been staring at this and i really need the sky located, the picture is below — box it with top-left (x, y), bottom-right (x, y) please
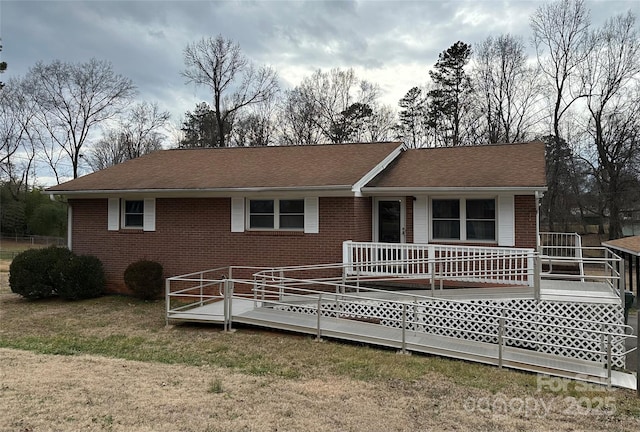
top-left (1, 0), bottom-right (640, 182)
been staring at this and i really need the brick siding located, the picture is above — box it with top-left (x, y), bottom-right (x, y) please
top-left (514, 195), bottom-right (537, 249)
top-left (70, 197), bottom-right (373, 293)
top-left (70, 194), bottom-right (537, 293)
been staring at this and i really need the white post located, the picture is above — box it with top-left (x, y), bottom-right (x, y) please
top-left (607, 334), bottom-right (612, 389)
top-left (165, 278), bottom-right (171, 326)
top-left (498, 315), bottom-right (505, 368)
top-left (199, 272), bottom-right (204, 308)
top-left (401, 303), bottom-right (407, 354)
top-left (534, 253), bottom-right (541, 301)
top-left (316, 294), bottom-right (323, 341)
top-left (343, 240), bottom-right (352, 275)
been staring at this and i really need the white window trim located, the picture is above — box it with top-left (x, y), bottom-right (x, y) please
top-left (111, 198), bottom-right (156, 232)
top-left (121, 199), bottom-right (145, 229)
top-left (246, 198), bottom-right (305, 231)
top-left (430, 197), bottom-right (497, 243)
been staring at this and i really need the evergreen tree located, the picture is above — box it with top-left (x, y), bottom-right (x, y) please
top-left (426, 41), bottom-right (473, 147)
top-left (398, 87), bottom-right (425, 148)
top-left (179, 102), bottom-right (230, 148)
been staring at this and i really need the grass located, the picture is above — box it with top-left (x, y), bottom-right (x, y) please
top-left (208, 378), bottom-right (224, 394)
top-left (0, 291), bottom-right (532, 387)
top-left (1, 272), bottom-right (640, 428)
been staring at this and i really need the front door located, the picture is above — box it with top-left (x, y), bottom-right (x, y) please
top-left (376, 198), bottom-right (405, 243)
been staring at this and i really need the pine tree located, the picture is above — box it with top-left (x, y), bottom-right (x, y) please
top-left (426, 41), bottom-right (473, 147)
top-left (398, 87), bottom-right (425, 148)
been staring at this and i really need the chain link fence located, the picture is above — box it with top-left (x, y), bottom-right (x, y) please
top-left (0, 235), bottom-right (66, 260)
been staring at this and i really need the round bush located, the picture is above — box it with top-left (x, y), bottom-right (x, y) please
top-left (53, 254), bottom-right (106, 300)
top-left (124, 260), bottom-right (164, 300)
top-left (9, 247), bottom-right (74, 299)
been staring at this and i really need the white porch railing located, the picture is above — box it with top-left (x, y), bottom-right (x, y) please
top-left (342, 241), bottom-right (536, 287)
top-left (539, 232), bottom-right (585, 277)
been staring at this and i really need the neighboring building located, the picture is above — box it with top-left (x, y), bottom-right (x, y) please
top-left (45, 141), bottom-right (546, 293)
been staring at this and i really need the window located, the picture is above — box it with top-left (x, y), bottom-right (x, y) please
top-left (466, 199), bottom-right (495, 241)
top-left (248, 199), bottom-right (304, 230)
top-left (431, 198), bottom-right (495, 241)
top-left (432, 199), bottom-right (460, 240)
top-left (123, 200), bottom-right (144, 228)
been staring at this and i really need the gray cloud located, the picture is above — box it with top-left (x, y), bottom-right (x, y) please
top-left (2, 0), bottom-right (639, 129)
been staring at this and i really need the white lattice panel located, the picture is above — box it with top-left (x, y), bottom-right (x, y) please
top-left (274, 296), bottom-right (626, 368)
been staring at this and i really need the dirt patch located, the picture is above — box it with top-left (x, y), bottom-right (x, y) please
top-left (0, 348), bottom-right (638, 432)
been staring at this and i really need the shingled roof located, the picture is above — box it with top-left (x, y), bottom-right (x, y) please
top-left (46, 141), bottom-right (546, 195)
top-left (47, 142), bottom-right (403, 193)
top-left (364, 141), bottom-right (546, 191)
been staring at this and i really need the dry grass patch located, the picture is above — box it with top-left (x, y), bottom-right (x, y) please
top-left (1, 275), bottom-right (640, 431)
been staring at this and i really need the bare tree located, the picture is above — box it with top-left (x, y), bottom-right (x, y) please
top-left (278, 87), bottom-right (324, 146)
top-left (531, 0), bottom-right (592, 230)
top-left (472, 35), bottom-right (542, 144)
top-left (279, 68), bottom-right (385, 144)
top-left (230, 99), bottom-right (277, 147)
top-left (27, 58), bottom-right (136, 179)
top-left (531, 0), bottom-right (592, 140)
top-left (579, 12), bottom-right (640, 239)
top-left (0, 77), bottom-right (39, 194)
top-left (363, 103), bottom-right (397, 143)
top-left (88, 102), bottom-right (170, 171)
top-left (88, 129), bottom-right (129, 171)
top-left (182, 35), bottom-right (279, 147)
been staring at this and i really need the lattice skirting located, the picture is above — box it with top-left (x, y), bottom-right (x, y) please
top-left (275, 297), bottom-right (625, 368)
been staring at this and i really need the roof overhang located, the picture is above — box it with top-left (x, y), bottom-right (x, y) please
top-left (44, 185), bottom-right (357, 199)
top-left (360, 186), bottom-right (548, 196)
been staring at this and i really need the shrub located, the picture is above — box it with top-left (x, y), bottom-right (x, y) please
top-left (9, 247), bottom-right (74, 299)
top-left (53, 254), bottom-right (106, 300)
top-left (124, 260), bottom-right (164, 300)
top-left (9, 247), bottom-right (105, 301)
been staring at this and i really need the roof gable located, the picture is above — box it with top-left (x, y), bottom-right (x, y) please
top-left (47, 142), bottom-right (403, 193)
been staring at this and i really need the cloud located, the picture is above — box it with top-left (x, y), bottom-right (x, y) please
top-left (2, 0), bottom-right (639, 131)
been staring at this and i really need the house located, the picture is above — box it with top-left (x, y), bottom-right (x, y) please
top-left (45, 141), bottom-right (547, 293)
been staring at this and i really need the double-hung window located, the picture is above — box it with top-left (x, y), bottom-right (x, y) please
top-left (248, 199), bottom-right (304, 230)
top-left (431, 198), bottom-right (495, 241)
top-left (123, 200), bottom-right (144, 229)
top-left (466, 199), bottom-right (496, 241)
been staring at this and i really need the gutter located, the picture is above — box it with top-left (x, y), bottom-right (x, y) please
top-left (44, 185), bottom-right (357, 199)
top-left (360, 186), bottom-right (548, 195)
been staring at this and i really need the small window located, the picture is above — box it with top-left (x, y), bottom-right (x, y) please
top-left (123, 200), bottom-right (144, 228)
top-left (248, 199), bottom-right (304, 230)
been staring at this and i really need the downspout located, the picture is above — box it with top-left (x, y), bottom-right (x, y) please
top-left (534, 191), bottom-right (542, 301)
top-left (67, 203), bottom-right (72, 251)
top-left (50, 194), bottom-right (72, 250)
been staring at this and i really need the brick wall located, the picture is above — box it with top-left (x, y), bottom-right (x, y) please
top-left (70, 197), bottom-right (373, 293)
top-left (514, 195), bottom-right (537, 249)
top-left (69, 194), bottom-right (539, 293)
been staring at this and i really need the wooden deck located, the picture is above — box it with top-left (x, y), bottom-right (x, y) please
top-left (167, 283), bottom-right (635, 391)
